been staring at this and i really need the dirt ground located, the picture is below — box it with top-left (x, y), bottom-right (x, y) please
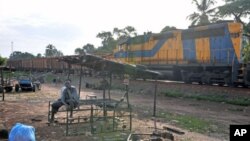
top-left (1, 77), bottom-right (250, 141)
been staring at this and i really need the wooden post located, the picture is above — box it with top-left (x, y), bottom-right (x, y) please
top-left (78, 65), bottom-right (83, 97)
top-left (123, 74), bottom-right (130, 108)
top-left (125, 84), bottom-right (129, 108)
top-left (1, 69), bottom-right (4, 101)
top-left (102, 77), bottom-right (107, 118)
top-left (67, 64), bottom-right (71, 80)
top-left (153, 78), bottom-right (157, 117)
top-left (90, 104), bottom-right (94, 133)
top-left (108, 73), bottom-right (112, 100)
top-left (153, 78), bottom-right (158, 131)
top-left (66, 109), bottom-right (69, 136)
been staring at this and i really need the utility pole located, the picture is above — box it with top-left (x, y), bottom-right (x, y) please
top-left (11, 41), bottom-right (13, 54)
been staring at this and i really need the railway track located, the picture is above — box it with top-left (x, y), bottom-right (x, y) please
top-left (133, 78), bottom-right (250, 95)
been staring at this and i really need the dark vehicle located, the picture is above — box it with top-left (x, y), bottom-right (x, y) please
top-left (17, 79), bottom-right (36, 92)
top-left (15, 77), bottom-right (41, 92)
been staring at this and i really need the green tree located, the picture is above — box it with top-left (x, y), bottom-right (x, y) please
top-left (97, 31), bottom-right (113, 46)
top-left (160, 26), bottom-right (177, 33)
top-left (216, 0), bottom-right (250, 41)
top-left (0, 55), bottom-right (6, 65)
top-left (75, 48), bottom-right (84, 55)
top-left (217, 0), bottom-right (250, 25)
top-left (9, 51), bottom-right (35, 60)
top-left (45, 44), bottom-right (56, 57)
top-left (75, 44), bottom-right (95, 55)
top-left (83, 44), bottom-right (95, 53)
top-left (45, 44), bottom-right (63, 57)
top-left (242, 43), bottom-right (250, 63)
top-left (123, 26), bottom-right (137, 37)
top-left (96, 31), bottom-right (116, 53)
top-left (113, 26), bottom-right (137, 40)
top-left (55, 50), bottom-right (63, 57)
top-left (113, 28), bottom-right (123, 39)
top-left (187, 0), bottom-right (216, 26)
top-left (96, 26), bottom-right (137, 54)
top-left (36, 53), bottom-right (42, 58)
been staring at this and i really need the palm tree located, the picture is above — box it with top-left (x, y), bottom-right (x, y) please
top-left (45, 44), bottom-right (63, 57)
top-left (45, 44), bottom-right (56, 57)
top-left (187, 0), bottom-right (216, 26)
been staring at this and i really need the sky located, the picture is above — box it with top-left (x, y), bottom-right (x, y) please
top-left (0, 0), bottom-right (224, 58)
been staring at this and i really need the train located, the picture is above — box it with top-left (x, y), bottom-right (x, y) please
top-left (113, 21), bottom-right (250, 86)
top-left (6, 21), bottom-right (250, 87)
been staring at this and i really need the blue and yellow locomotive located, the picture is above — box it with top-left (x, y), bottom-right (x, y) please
top-left (113, 22), bottom-right (250, 86)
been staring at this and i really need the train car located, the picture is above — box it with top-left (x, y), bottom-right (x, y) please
top-left (32, 58), bottom-right (47, 71)
top-left (7, 60), bottom-right (22, 69)
top-left (45, 57), bottom-right (67, 73)
top-left (6, 56), bottom-right (82, 74)
top-left (113, 22), bottom-right (250, 86)
top-left (21, 59), bottom-right (33, 71)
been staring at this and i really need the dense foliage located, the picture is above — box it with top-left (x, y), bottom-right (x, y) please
top-left (75, 43), bottom-right (95, 55)
top-left (9, 51), bottom-right (35, 60)
top-left (0, 55), bottom-right (7, 65)
top-left (45, 44), bottom-right (63, 57)
top-left (160, 26), bottom-right (177, 33)
top-left (242, 43), bottom-right (250, 63)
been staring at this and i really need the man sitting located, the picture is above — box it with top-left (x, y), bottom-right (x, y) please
top-left (50, 79), bottom-right (79, 122)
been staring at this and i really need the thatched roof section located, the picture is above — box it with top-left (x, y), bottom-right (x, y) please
top-left (59, 54), bottom-right (161, 78)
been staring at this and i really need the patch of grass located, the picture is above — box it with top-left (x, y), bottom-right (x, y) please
top-left (158, 112), bottom-right (212, 133)
top-left (175, 115), bottom-right (211, 133)
top-left (161, 90), bottom-right (184, 98)
top-left (161, 90), bottom-right (250, 106)
top-left (13, 71), bottom-right (30, 77)
top-left (226, 98), bottom-right (250, 106)
top-left (227, 107), bottom-right (244, 112)
top-left (189, 94), bottom-right (225, 102)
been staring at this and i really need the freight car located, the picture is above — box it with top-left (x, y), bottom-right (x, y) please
top-left (113, 22), bottom-right (250, 87)
top-left (7, 57), bottom-right (82, 74)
